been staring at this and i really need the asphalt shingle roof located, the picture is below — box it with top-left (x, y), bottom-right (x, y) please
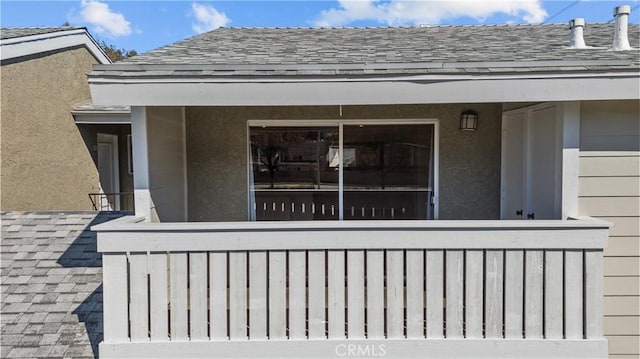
top-left (0, 27), bottom-right (84, 40)
top-left (1, 211), bottom-right (128, 359)
top-left (91, 24), bottom-right (640, 78)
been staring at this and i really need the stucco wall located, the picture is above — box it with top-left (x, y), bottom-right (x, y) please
top-left (578, 100), bottom-right (640, 357)
top-left (186, 104), bottom-right (502, 221)
top-left (1, 48), bottom-right (99, 210)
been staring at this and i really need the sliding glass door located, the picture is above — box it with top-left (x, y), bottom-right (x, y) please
top-left (249, 121), bottom-right (436, 221)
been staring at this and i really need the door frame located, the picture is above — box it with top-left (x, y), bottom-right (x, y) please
top-left (97, 133), bottom-right (121, 210)
top-left (246, 119), bottom-right (440, 220)
top-left (501, 102), bottom-right (577, 220)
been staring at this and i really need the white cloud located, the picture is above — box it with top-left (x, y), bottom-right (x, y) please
top-left (315, 0), bottom-right (548, 27)
top-left (191, 2), bottom-right (230, 34)
top-left (79, 0), bottom-right (131, 37)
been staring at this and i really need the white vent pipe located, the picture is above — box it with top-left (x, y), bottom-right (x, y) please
top-left (613, 5), bottom-right (631, 50)
top-left (569, 18), bottom-right (587, 48)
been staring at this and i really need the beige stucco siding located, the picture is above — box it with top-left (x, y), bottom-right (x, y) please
top-left (578, 100), bottom-right (640, 357)
top-left (186, 104), bottom-right (502, 221)
top-left (1, 48), bottom-right (99, 210)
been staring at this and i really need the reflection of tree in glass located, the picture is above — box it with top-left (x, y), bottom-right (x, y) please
top-left (252, 131), bottom-right (304, 188)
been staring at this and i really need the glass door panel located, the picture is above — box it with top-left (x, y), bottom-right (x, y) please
top-left (343, 124), bottom-right (434, 220)
top-left (250, 126), bottom-right (339, 220)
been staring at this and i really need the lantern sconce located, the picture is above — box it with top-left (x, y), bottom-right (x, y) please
top-left (460, 110), bottom-right (478, 131)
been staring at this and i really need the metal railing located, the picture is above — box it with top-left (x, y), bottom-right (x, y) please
top-left (88, 192), bottom-right (134, 211)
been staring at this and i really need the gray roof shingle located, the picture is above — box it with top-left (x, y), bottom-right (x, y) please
top-left (91, 24), bottom-right (640, 77)
top-left (0, 27), bottom-right (84, 40)
top-left (1, 211), bottom-right (129, 359)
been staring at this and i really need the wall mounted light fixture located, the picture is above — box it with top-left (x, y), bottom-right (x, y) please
top-left (460, 110), bottom-right (478, 131)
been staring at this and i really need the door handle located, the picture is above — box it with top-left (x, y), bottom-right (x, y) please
top-left (516, 210), bottom-right (523, 216)
top-left (527, 213), bottom-right (535, 220)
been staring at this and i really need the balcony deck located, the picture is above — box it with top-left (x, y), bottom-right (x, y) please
top-left (93, 217), bottom-right (610, 358)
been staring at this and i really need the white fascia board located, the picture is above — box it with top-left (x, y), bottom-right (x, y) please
top-left (73, 113), bottom-right (131, 124)
top-left (89, 75), bottom-right (640, 106)
top-left (1, 29), bottom-right (111, 64)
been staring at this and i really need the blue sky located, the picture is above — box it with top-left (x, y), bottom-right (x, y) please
top-left (2, 1), bottom-right (639, 53)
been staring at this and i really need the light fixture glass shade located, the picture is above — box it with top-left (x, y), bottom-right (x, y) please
top-left (460, 110), bottom-right (478, 131)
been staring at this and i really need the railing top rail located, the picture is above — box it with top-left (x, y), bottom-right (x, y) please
top-left (93, 216), bottom-right (610, 232)
top-left (95, 216), bottom-right (610, 252)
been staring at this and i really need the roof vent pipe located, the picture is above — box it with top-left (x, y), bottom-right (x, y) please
top-left (569, 18), bottom-right (587, 48)
top-left (613, 5), bottom-right (631, 50)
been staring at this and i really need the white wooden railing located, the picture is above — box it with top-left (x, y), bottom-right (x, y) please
top-left (94, 217), bottom-right (609, 358)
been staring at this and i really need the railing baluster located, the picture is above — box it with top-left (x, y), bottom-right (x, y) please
top-left (249, 251), bottom-right (267, 340)
top-left (229, 252), bottom-right (247, 340)
top-left (545, 250), bottom-right (564, 339)
top-left (328, 250), bottom-right (345, 339)
top-left (307, 250), bottom-right (325, 339)
top-left (347, 250), bottom-right (365, 339)
top-left (525, 250), bottom-right (544, 338)
top-left (406, 250), bottom-right (425, 339)
top-left (129, 252), bottom-right (149, 341)
top-left (102, 253), bottom-right (129, 342)
top-left (565, 250), bottom-right (584, 339)
top-left (149, 253), bottom-right (169, 341)
top-left (288, 251), bottom-right (306, 339)
top-left (426, 250), bottom-right (444, 338)
top-left (485, 250), bottom-right (504, 338)
top-left (386, 250), bottom-right (404, 339)
top-left (446, 250), bottom-right (464, 338)
top-left (584, 250), bottom-right (603, 339)
top-left (504, 250), bottom-right (524, 338)
top-left (209, 252), bottom-right (228, 340)
top-left (269, 251), bottom-right (287, 339)
top-left (189, 252), bottom-right (208, 340)
top-left (169, 253), bottom-right (188, 340)
top-left (466, 250), bottom-right (483, 338)
top-left (366, 250), bottom-right (385, 339)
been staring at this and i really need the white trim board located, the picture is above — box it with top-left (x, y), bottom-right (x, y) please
top-left (1, 28), bottom-right (110, 64)
top-left (89, 76), bottom-right (639, 106)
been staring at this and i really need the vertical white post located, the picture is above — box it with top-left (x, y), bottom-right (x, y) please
top-left (561, 102), bottom-right (580, 219)
top-left (131, 106), bottom-right (152, 221)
